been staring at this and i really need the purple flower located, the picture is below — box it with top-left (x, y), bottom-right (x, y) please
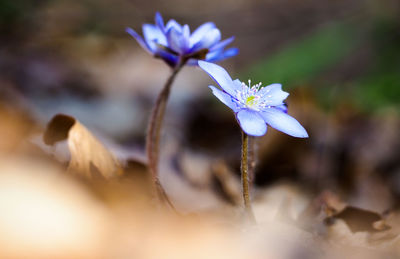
top-left (126, 12), bottom-right (238, 67)
top-left (198, 61), bottom-right (308, 138)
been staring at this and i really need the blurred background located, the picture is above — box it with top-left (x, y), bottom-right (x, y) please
top-left (0, 0), bottom-right (400, 258)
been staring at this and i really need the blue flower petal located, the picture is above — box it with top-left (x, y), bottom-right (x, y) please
top-left (260, 108), bottom-right (308, 138)
top-left (232, 79), bottom-right (242, 85)
top-left (166, 25), bottom-right (190, 54)
top-left (155, 12), bottom-right (165, 32)
top-left (185, 58), bottom-right (198, 66)
top-left (204, 49), bottom-right (223, 62)
top-left (258, 84), bottom-right (289, 106)
top-left (236, 109), bottom-right (267, 137)
top-left (209, 85), bottom-right (238, 112)
top-left (221, 48), bottom-right (239, 58)
top-left (209, 36), bottom-right (235, 52)
top-left (198, 61), bottom-right (239, 96)
top-left (127, 12), bottom-right (237, 66)
top-left (191, 28), bottom-right (221, 52)
top-left (143, 24), bottom-right (166, 51)
top-left (165, 19), bottom-right (182, 32)
top-left (190, 22), bottom-right (216, 46)
top-left (126, 27), bottom-right (151, 53)
top-left (166, 27), bottom-right (183, 53)
top-left (206, 47), bottom-right (239, 62)
top-left (230, 79), bottom-right (245, 93)
top-left (155, 49), bottom-right (179, 67)
top-left (181, 24), bottom-right (191, 53)
top-left (275, 103), bottom-right (288, 113)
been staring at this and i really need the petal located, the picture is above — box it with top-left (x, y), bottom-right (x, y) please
top-left (143, 24), bottom-right (167, 51)
top-left (165, 19), bottom-right (182, 32)
top-left (166, 27), bottom-right (183, 53)
top-left (155, 12), bottom-right (165, 32)
top-left (204, 49), bottom-right (222, 62)
top-left (191, 28), bottom-right (221, 52)
top-left (209, 85), bottom-right (238, 112)
top-left (206, 47), bottom-right (238, 62)
top-left (233, 79), bottom-right (241, 84)
top-left (236, 109), bottom-right (267, 137)
top-left (209, 36), bottom-right (235, 52)
top-left (154, 49), bottom-right (179, 67)
top-left (221, 47), bottom-right (239, 58)
top-left (260, 108), bottom-right (308, 138)
top-left (258, 84), bottom-right (289, 106)
top-left (180, 24), bottom-right (191, 52)
top-left (190, 22), bottom-right (216, 46)
top-left (198, 61), bottom-right (241, 96)
top-left (126, 27), bottom-right (152, 53)
top-left (189, 47), bottom-right (238, 64)
top-left (186, 58), bottom-right (198, 66)
top-left (231, 79), bottom-right (245, 90)
top-left (275, 103), bottom-right (288, 113)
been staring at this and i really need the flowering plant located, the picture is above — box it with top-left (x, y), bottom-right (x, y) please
top-left (198, 61), bottom-right (308, 138)
top-left (125, 13), bottom-right (238, 208)
top-left (198, 61), bottom-right (308, 220)
top-left (124, 12), bottom-right (309, 218)
top-left (126, 12), bottom-right (238, 67)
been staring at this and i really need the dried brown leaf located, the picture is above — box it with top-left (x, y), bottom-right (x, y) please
top-left (328, 206), bottom-right (390, 233)
top-left (43, 114), bottom-right (123, 179)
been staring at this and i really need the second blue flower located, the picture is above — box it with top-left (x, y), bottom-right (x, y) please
top-left (126, 12), bottom-right (238, 67)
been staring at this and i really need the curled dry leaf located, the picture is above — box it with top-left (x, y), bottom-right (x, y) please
top-left (43, 114), bottom-right (123, 179)
top-left (327, 206), bottom-right (391, 233)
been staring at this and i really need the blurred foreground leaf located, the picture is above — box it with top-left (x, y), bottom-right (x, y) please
top-left (43, 114), bottom-right (123, 179)
top-left (328, 206), bottom-right (390, 233)
top-left (0, 158), bottom-right (111, 259)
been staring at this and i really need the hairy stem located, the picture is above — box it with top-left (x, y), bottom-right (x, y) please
top-left (248, 135), bottom-right (257, 185)
top-left (241, 131), bottom-right (256, 223)
top-left (146, 63), bottom-right (184, 208)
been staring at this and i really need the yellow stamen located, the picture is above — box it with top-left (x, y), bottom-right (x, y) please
top-left (246, 96), bottom-right (256, 106)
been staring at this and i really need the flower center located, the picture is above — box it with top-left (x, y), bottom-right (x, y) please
top-left (236, 80), bottom-right (268, 111)
top-left (245, 95), bottom-right (258, 107)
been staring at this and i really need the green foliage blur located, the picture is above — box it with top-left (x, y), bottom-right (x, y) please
top-left (246, 16), bottom-right (400, 112)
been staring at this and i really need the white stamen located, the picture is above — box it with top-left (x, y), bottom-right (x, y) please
top-left (233, 79), bottom-right (274, 111)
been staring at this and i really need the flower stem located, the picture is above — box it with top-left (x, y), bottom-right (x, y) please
top-left (248, 136), bottom-right (257, 185)
top-left (146, 62), bottom-right (184, 209)
top-left (241, 131), bottom-right (256, 223)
